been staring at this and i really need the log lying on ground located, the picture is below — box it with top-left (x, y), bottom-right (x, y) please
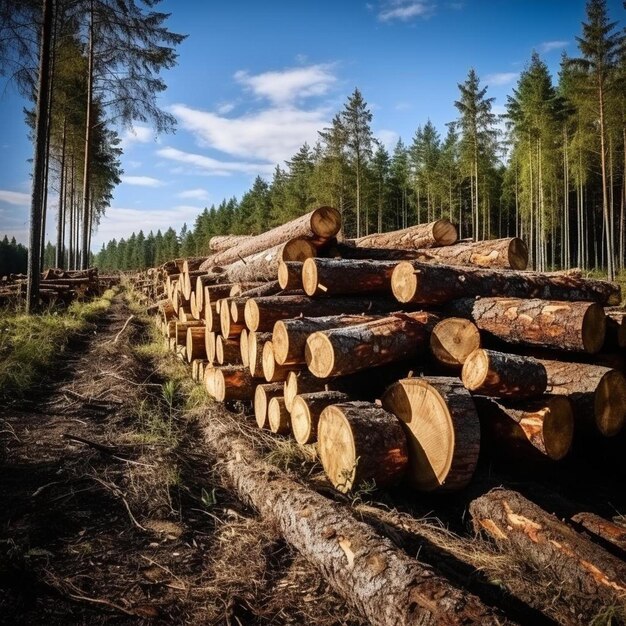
top-left (605, 308), bottom-right (626, 349)
top-left (198, 282), bottom-right (238, 314)
top-left (318, 401), bottom-right (409, 493)
top-left (186, 326), bottom-right (207, 362)
top-left (268, 396), bottom-right (291, 434)
top-left (473, 395), bottom-right (574, 460)
top-left (174, 320), bottom-right (203, 344)
top-left (449, 297), bottom-right (606, 354)
top-left (205, 331), bottom-right (216, 364)
top-left (254, 382), bottom-right (284, 429)
top-left (262, 340), bottom-right (298, 383)
top-left (277, 261), bottom-right (303, 290)
top-left (206, 365), bottom-right (257, 402)
top-left (216, 335), bottom-right (242, 365)
top-left (291, 390), bottom-right (351, 444)
top-left (349, 219), bottom-right (458, 250)
top-left (392, 262), bottom-right (621, 306)
top-left (430, 317), bottom-right (481, 368)
top-left (201, 416), bottom-right (511, 626)
top-left (382, 377), bottom-right (480, 491)
top-left (208, 234), bottom-right (254, 252)
top-left (200, 206), bottom-right (341, 270)
top-left (306, 312), bottom-right (437, 378)
top-left (537, 359), bottom-right (626, 437)
top-left (284, 371), bottom-right (329, 411)
top-left (571, 512), bottom-right (626, 553)
top-left (470, 489), bottom-right (626, 612)
top-left (462, 349), bottom-right (548, 398)
top-left (248, 331), bottom-right (272, 377)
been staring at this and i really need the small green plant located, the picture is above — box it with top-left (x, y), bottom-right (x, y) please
top-left (200, 487), bottom-right (218, 509)
top-left (161, 379), bottom-right (178, 437)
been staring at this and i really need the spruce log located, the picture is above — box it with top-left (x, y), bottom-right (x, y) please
top-left (238, 280), bottom-right (282, 298)
top-left (205, 331), bottom-right (216, 364)
top-left (284, 371), bottom-right (329, 412)
top-left (248, 331), bottom-right (272, 377)
top-left (305, 312), bottom-right (435, 378)
top-left (302, 258), bottom-right (397, 297)
top-left (208, 234), bottom-right (254, 252)
top-left (221, 298), bottom-right (245, 338)
top-left (350, 219), bottom-right (458, 249)
top-left (273, 313), bottom-right (383, 365)
top-left (201, 416), bottom-right (510, 626)
top-left (449, 297), bottom-right (606, 354)
top-left (571, 512), bottom-right (626, 553)
top-left (216, 335), bottom-right (242, 365)
top-left (208, 365), bottom-right (257, 402)
top-left (605, 308), bottom-right (626, 349)
top-left (462, 349), bottom-right (548, 399)
top-left (317, 401), bottom-right (409, 492)
top-left (392, 262), bottom-right (621, 306)
top-left (382, 377), bottom-right (480, 491)
top-left (430, 317), bottom-right (481, 368)
top-left (174, 320), bottom-right (203, 345)
top-left (204, 301), bottom-right (219, 332)
top-left (199, 206), bottom-right (341, 270)
top-left (291, 391), bottom-right (351, 444)
top-left (239, 328), bottom-right (249, 366)
top-left (186, 326), bottom-right (207, 363)
top-left (277, 261), bottom-right (303, 291)
top-left (198, 282), bottom-right (237, 313)
top-left (268, 396), bottom-right (291, 434)
top-left (470, 489), bottom-right (626, 610)
top-left (254, 382), bottom-right (284, 429)
top-left (537, 359), bottom-right (626, 436)
top-left (473, 395), bottom-right (574, 460)
top-left (262, 340), bottom-right (298, 382)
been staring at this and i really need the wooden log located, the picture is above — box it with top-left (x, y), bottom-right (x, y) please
top-left (392, 262), bottom-right (621, 306)
top-left (205, 330), bottom-right (217, 364)
top-left (220, 298), bottom-right (245, 338)
top-left (262, 340), bottom-right (298, 382)
top-left (291, 391), bottom-right (351, 444)
top-left (605, 308), bottom-right (626, 349)
top-left (277, 261), bottom-right (303, 291)
top-left (317, 401), bottom-right (409, 493)
top-left (186, 326), bottom-right (207, 362)
top-left (470, 489), bottom-right (626, 611)
top-left (430, 317), bottom-right (481, 368)
top-left (305, 312), bottom-right (436, 378)
top-left (571, 512), bottom-right (626, 553)
top-left (237, 280), bottom-right (282, 298)
top-left (216, 335), bottom-right (242, 365)
top-left (209, 365), bottom-right (257, 402)
top-left (272, 313), bottom-right (383, 365)
top-left (462, 349), bottom-right (548, 399)
top-left (248, 331), bottom-right (272, 377)
top-left (537, 359), bottom-right (626, 436)
top-left (204, 301), bottom-right (219, 332)
top-left (449, 297), bottom-right (607, 354)
top-left (350, 219), bottom-right (458, 249)
top-left (382, 377), bottom-right (480, 491)
top-left (199, 282), bottom-right (237, 313)
top-left (254, 382), bottom-right (284, 429)
top-left (201, 417), bottom-right (511, 626)
top-left (473, 395), bottom-right (574, 460)
top-left (268, 396), bottom-right (291, 434)
top-left (228, 282), bottom-right (264, 296)
top-left (200, 206), bottom-right (341, 270)
top-left (245, 294), bottom-right (405, 333)
top-left (229, 297), bottom-right (247, 326)
top-left (182, 257), bottom-right (208, 274)
top-left (284, 371), bottom-right (328, 412)
top-left (239, 328), bottom-right (249, 366)
top-left (302, 258), bottom-right (398, 297)
top-left (181, 269), bottom-right (205, 300)
top-left (174, 320), bottom-right (203, 345)
top-left (208, 234), bottom-right (254, 252)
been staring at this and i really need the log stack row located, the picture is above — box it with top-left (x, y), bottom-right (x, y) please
top-left (131, 206), bottom-right (625, 498)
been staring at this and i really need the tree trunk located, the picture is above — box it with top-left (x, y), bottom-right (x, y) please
top-left (350, 219), bottom-right (457, 249)
top-left (277, 261), bottom-right (303, 290)
top-left (55, 117), bottom-right (67, 269)
top-left (216, 335), bottom-right (242, 365)
top-left (391, 261), bottom-right (621, 306)
top-left (248, 331), bottom-right (272, 378)
top-left (429, 317), bottom-right (481, 368)
top-left (291, 390), bottom-right (350, 444)
top-left (208, 234), bottom-right (254, 252)
top-left (571, 511), bottom-right (626, 553)
top-left (267, 396), bottom-right (291, 434)
top-left (261, 340), bottom-right (299, 383)
top-left (185, 326), bottom-right (206, 362)
top-left (254, 382), bottom-right (284, 429)
top-left (205, 365), bottom-right (257, 402)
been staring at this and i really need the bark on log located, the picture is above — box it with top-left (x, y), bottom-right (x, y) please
top-left (449, 297), bottom-right (607, 354)
top-left (201, 416), bottom-right (511, 626)
top-left (305, 312), bottom-right (435, 378)
top-left (284, 371), bottom-right (329, 412)
top-left (198, 282), bottom-right (238, 313)
top-left (206, 365), bottom-right (257, 402)
top-left (199, 206), bottom-right (341, 270)
top-left (473, 395), bottom-right (574, 460)
top-left (462, 349), bottom-right (548, 399)
top-left (317, 401), bottom-right (409, 493)
top-left (237, 280), bottom-right (282, 299)
top-left (430, 317), bottom-right (481, 368)
top-left (254, 382), bottom-right (284, 429)
top-left (208, 234), bottom-right (254, 252)
top-left (248, 331), bottom-right (272, 377)
top-left (350, 219), bottom-right (458, 250)
top-left (221, 298), bottom-right (246, 338)
top-left (470, 489), bottom-right (626, 611)
top-left (291, 390), bottom-right (351, 444)
top-left (268, 396), bottom-right (291, 434)
top-left (277, 261), bottom-right (303, 291)
top-left (186, 326), bottom-right (207, 363)
top-left (537, 359), bottom-right (626, 437)
top-left (571, 512), bottom-right (626, 553)
top-left (216, 335), bottom-right (242, 365)
top-left (382, 377), bottom-right (480, 491)
top-left (391, 262), bottom-right (621, 306)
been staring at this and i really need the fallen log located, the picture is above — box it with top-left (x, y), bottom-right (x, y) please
top-left (290, 390), bottom-right (351, 444)
top-left (277, 261), bottom-right (303, 290)
top-left (262, 340), bottom-right (297, 383)
top-left (208, 234), bottom-right (254, 252)
top-left (382, 376), bottom-right (480, 491)
top-left (254, 382), bottom-right (284, 429)
top-left (186, 326), bottom-right (207, 362)
top-left (430, 317), bottom-right (481, 368)
top-left (268, 396), bottom-right (291, 434)
top-left (571, 511), bottom-right (626, 553)
top-left (216, 335), bottom-right (242, 365)
top-left (248, 331), bottom-right (272, 377)
top-left (207, 365), bottom-right (257, 402)
top-left (349, 219), bottom-right (458, 249)
top-left (392, 262), bottom-right (621, 306)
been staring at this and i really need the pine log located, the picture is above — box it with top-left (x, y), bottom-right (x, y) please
top-left (449, 297), bottom-right (607, 353)
top-left (392, 262), bottom-right (621, 306)
top-left (306, 312), bottom-right (436, 378)
top-left (462, 349), bottom-right (548, 399)
top-left (291, 390), bottom-right (351, 444)
top-left (205, 331), bottom-right (217, 364)
top-left (239, 328), bottom-right (249, 366)
top-left (175, 320), bottom-right (203, 345)
top-left (302, 258), bottom-right (397, 297)
top-left (178, 301), bottom-right (193, 323)
top-left (229, 297), bottom-right (247, 325)
top-left (277, 261), bottom-right (303, 291)
top-left (571, 512), bottom-right (626, 553)
top-left (208, 234), bottom-right (254, 252)
top-left (470, 489), bottom-right (626, 610)
top-left (430, 317), bottom-right (481, 368)
top-left (201, 416), bottom-right (511, 626)
top-left (195, 279), bottom-right (232, 311)
top-left (208, 365), bottom-right (257, 402)
top-left (248, 331), bottom-right (272, 377)
top-left (262, 340), bottom-right (298, 382)
top-left (350, 219), bottom-right (458, 249)
top-left (216, 335), bottom-right (242, 365)
top-left (327, 243), bottom-right (426, 261)
top-left (382, 377), bottom-right (480, 491)
top-left (254, 382), bottom-right (284, 429)
top-left (268, 396), bottom-right (291, 434)
top-left (181, 269), bottom-right (206, 300)
top-left (272, 313), bottom-right (383, 365)
top-left (318, 401), bottom-right (409, 493)
top-left (186, 326), bottom-right (207, 363)
top-left (537, 359), bottom-right (626, 436)
top-left (245, 294), bottom-right (405, 333)
top-left (605, 308), bottom-right (626, 349)
top-left (284, 371), bottom-right (329, 412)
top-left (237, 280), bottom-right (282, 298)
top-left (229, 282), bottom-right (263, 296)
top-left (199, 206), bottom-right (341, 270)
top-left (220, 298), bottom-right (245, 338)
top-left (182, 257), bottom-right (208, 274)
top-left (473, 395), bottom-right (574, 460)
top-left (204, 301), bottom-right (219, 332)
top-left (158, 299), bottom-right (177, 324)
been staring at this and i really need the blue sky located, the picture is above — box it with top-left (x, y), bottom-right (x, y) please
top-left (0, 0), bottom-right (623, 250)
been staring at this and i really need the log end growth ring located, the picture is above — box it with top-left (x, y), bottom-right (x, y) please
top-left (582, 303), bottom-right (607, 354)
top-left (595, 370), bottom-right (626, 437)
top-left (430, 317), bottom-right (481, 367)
top-left (272, 320), bottom-right (289, 365)
top-left (391, 261), bottom-right (418, 303)
top-left (317, 405), bottom-right (358, 493)
top-left (301, 258), bottom-right (319, 296)
top-left (507, 237), bottom-right (529, 270)
top-left (462, 348), bottom-right (490, 391)
top-left (291, 395), bottom-right (313, 444)
top-left (432, 218), bottom-right (458, 246)
top-left (542, 396), bottom-right (575, 460)
top-left (305, 332), bottom-right (335, 378)
top-left (310, 206), bottom-right (342, 239)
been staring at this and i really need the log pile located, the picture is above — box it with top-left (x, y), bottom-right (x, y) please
top-left (130, 207), bottom-right (625, 498)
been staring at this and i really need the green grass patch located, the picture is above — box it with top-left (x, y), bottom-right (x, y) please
top-left (0, 288), bottom-right (118, 401)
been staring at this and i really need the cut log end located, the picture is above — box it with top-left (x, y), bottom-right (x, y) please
top-left (301, 257), bottom-right (319, 297)
top-left (272, 320), bottom-right (290, 365)
top-left (244, 299), bottom-right (260, 332)
top-left (305, 332), bottom-right (335, 378)
top-left (542, 397), bottom-right (575, 460)
top-left (595, 369), bottom-right (626, 437)
top-left (391, 261), bottom-right (418, 303)
top-left (432, 218), bottom-right (458, 246)
top-left (430, 317), bottom-right (481, 367)
top-left (277, 261), bottom-right (302, 291)
top-left (310, 205), bottom-right (341, 238)
top-left (507, 237), bottom-right (529, 270)
top-left (268, 396), bottom-right (291, 434)
top-left (462, 348), bottom-right (490, 391)
top-left (582, 303), bottom-right (608, 354)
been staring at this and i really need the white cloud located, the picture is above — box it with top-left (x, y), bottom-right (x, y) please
top-left (0, 189), bottom-right (30, 206)
top-left (485, 72), bottom-right (519, 86)
top-left (216, 102), bottom-right (235, 114)
top-left (538, 40), bottom-right (568, 53)
top-left (376, 129), bottom-right (400, 151)
top-left (378, 1), bottom-right (434, 22)
top-left (120, 125), bottom-right (155, 149)
top-left (120, 175), bottom-right (164, 187)
top-left (178, 188), bottom-right (210, 200)
top-left (158, 146), bottom-right (275, 177)
top-left (234, 64), bottom-right (336, 104)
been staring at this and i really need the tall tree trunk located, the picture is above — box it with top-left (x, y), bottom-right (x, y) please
top-left (598, 82), bottom-right (614, 280)
top-left (26, 0), bottom-right (54, 312)
top-left (55, 118), bottom-right (67, 268)
top-left (620, 126), bottom-right (626, 272)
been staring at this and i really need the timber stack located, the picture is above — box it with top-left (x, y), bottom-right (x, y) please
top-left (130, 205), bottom-right (626, 496)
